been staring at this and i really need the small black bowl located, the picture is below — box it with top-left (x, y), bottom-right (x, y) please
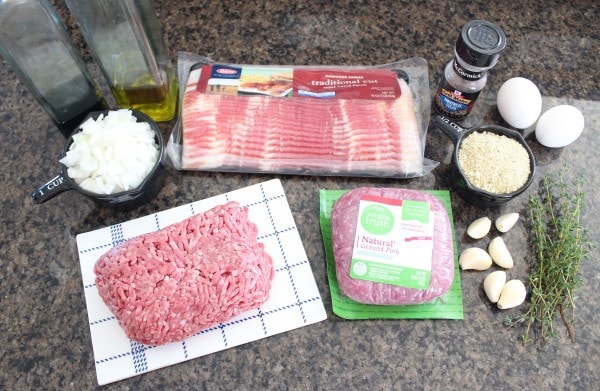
top-left (32, 109), bottom-right (165, 209)
top-left (433, 115), bottom-right (536, 207)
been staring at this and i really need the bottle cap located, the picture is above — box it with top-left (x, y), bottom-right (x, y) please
top-left (455, 20), bottom-right (506, 68)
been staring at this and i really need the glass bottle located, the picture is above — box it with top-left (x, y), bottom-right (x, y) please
top-left (0, 0), bottom-right (108, 138)
top-left (434, 20), bottom-right (506, 120)
top-left (65, 0), bottom-right (178, 122)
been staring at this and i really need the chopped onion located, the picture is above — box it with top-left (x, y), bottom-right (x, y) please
top-left (60, 109), bottom-right (160, 195)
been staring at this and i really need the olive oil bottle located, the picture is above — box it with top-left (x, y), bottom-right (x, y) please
top-left (65, 0), bottom-right (177, 122)
top-left (110, 67), bottom-right (178, 122)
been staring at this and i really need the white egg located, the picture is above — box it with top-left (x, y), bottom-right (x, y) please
top-left (535, 105), bottom-right (585, 148)
top-left (496, 77), bottom-right (543, 129)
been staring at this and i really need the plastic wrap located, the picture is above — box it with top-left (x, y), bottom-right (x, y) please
top-left (166, 52), bottom-right (438, 178)
top-left (319, 188), bottom-right (464, 320)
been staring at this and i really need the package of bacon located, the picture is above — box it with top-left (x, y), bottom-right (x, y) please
top-left (166, 52), bottom-right (438, 178)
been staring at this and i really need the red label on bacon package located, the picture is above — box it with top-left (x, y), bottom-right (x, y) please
top-left (293, 69), bottom-right (402, 100)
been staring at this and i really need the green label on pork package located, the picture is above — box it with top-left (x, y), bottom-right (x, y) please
top-left (350, 195), bottom-right (434, 289)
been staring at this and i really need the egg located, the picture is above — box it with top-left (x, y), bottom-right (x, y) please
top-left (496, 77), bottom-right (542, 129)
top-left (535, 105), bottom-right (585, 148)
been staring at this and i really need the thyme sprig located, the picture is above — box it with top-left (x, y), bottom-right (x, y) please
top-left (504, 166), bottom-right (593, 345)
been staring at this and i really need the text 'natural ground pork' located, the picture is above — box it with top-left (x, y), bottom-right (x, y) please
top-left (331, 188), bottom-right (454, 305)
top-left (94, 201), bottom-right (274, 346)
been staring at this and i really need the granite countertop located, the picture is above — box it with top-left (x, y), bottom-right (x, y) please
top-left (1, 0), bottom-right (599, 389)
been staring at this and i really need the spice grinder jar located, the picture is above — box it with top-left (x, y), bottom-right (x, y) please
top-left (433, 115), bottom-right (536, 206)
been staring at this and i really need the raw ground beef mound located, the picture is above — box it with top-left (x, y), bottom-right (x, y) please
top-left (331, 188), bottom-right (454, 305)
top-left (94, 201), bottom-right (274, 345)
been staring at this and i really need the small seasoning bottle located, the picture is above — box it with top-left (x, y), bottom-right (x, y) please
top-left (434, 20), bottom-right (506, 120)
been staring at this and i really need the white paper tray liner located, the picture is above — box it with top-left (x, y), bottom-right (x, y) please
top-left (76, 179), bottom-right (327, 385)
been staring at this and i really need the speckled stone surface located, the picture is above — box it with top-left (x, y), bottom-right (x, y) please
top-left (1, 0), bottom-right (599, 389)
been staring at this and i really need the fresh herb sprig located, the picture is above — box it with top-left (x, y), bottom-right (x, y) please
top-left (504, 167), bottom-right (593, 345)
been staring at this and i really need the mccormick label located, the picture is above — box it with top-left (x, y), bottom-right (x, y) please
top-left (350, 195), bottom-right (434, 289)
top-left (191, 64), bottom-right (402, 100)
top-left (434, 60), bottom-right (484, 119)
top-left (435, 80), bottom-right (481, 119)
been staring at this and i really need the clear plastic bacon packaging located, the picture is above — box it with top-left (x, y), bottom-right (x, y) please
top-left (166, 52), bottom-right (438, 178)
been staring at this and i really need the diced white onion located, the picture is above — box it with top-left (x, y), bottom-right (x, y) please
top-left (59, 109), bottom-right (160, 195)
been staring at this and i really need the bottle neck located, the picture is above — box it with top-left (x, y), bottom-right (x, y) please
top-left (452, 58), bottom-right (485, 81)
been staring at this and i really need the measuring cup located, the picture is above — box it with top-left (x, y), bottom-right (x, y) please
top-left (433, 115), bottom-right (536, 206)
top-left (32, 109), bottom-right (165, 209)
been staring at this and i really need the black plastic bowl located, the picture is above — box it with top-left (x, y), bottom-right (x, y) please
top-left (433, 115), bottom-right (536, 207)
top-left (32, 109), bottom-right (165, 209)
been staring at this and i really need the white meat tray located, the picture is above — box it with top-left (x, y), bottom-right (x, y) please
top-left (76, 179), bottom-right (327, 385)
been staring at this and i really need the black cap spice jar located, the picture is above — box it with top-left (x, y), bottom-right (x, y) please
top-left (434, 20), bottom-right (507, 120)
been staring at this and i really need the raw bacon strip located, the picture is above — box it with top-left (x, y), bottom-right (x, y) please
top-left (181, 78), bottom-right (423, 176)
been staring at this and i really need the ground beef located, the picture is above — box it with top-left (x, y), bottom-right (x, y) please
top-left (331, 188), bottom-right (454, 305)
top-left (94, 201), bottom-right (274, 346)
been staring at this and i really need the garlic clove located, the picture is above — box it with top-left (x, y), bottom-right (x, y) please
top-left (483, 270), bottom-right (507, 303)
top-left (495, 213), bottom-right (520, 233)
top-left (459, 247), bottom-right (493, 270)
top-left (488, 236), bottom-right (514, 269)
top-left (467, 217), bottom-right (492, 239)
top-left (497, 279), bottom-right (527, 309)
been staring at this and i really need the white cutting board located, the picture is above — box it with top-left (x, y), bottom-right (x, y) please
top-left (76, 179), bottom-right (327, 385)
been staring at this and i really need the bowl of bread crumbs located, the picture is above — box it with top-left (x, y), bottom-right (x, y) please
top-left (433, 115), bottom-right (536, 206)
